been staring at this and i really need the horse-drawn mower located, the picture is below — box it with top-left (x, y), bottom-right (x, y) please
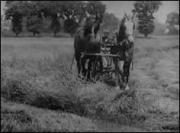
top-left (72, 31), bottom-right (133, 90)
top-left (72, 13), bottom-right (135, 90)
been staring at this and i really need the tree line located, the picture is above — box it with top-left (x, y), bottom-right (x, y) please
top-left (5, 1), bottom-right (106, 37)
top-left (4, 1), bottom-right (171, 38)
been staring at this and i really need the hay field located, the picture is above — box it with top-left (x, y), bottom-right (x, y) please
top-left (1, 35), bottom-right (179, 132)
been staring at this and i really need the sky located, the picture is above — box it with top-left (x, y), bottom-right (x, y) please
top-left (1, 1), bottom-right (179, 24)
top-left (102, 1), bottom-right (179, 24)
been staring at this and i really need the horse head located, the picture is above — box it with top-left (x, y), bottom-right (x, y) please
top-left (82, 11), bottom-right (103, 41)
top-left (118, 13), bottom-right (136, 44)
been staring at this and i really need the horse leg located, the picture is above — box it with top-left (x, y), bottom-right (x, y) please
top-left (81, 56), bottom-right (88, 79)
top-left (88, 56), bottom-right (98, 81)
top-left (75, 53), bottom-right (82, 78)
top-left (114, 58), bottom-right (124, 90)
top-left (89, 57), bottom-right (95, 81)
top-left (124, 45), bottom-right (134, 90)
top-left (87, 58), bottom-right (92, 81)
top-left (92, 56), bottom-right (102, 81)
top-left (91, 57), bottom-right (97, 80)
top-left (118, 60), bottom-right (126, 89)
top-left (96, 56), bottom-right (102, 77)
top-left (123, 61), bottom-right (131, 90)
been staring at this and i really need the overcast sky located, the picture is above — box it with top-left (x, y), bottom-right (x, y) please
top-left (1, 1), bottom-right (179, 24)
top-left (102, 1), bottom-right (179, 24)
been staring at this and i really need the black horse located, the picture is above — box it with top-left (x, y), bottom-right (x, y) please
top-left (112, 14), bottom-right (135, 90)
top-left (74, 13), bottom-right (103, 80)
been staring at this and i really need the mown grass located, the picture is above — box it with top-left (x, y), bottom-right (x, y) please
top-left (129, 35), bottom-right (179, 131)
top-left (1, 35), bottom-right (179, 132)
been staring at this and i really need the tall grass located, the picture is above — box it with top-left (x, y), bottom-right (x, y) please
top-left (1, 51), bottom-right (142, 124)
top-left (1, 36), bottom-right (179, 132)
top-left (1, 100), bottom-right (98, 132)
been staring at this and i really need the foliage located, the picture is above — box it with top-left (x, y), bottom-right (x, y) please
top-left (5, 1), bottom-right (26, 36)
top-left (62, 1), bottom-right (106, 36)
top-left (102, 12), bottom-right (120, 32)
top-left (11, 13), bottom-right (23, 36)
top-left (4, 1), bottom-right (106, 37)
top-left (5, 2), bottom-right (28, 18)
top-left (134, 1), bottom-right (162, 37)
top-left (5, 1), bottom-right (41, 36)
top-left (47, 1), bottom-right (84, 36)
top-left (64, 18), bottom-right (79, 37)
top-left (165, 12), bottom-right (179, 35)
top-left (50, 15), bottom-right (61, 37)
top-left (86, 1), bottom-right (106, 16)
top-left (26, 15), bottom-right (42, 36)
top-left (166, 12), bottom-right (179, 25)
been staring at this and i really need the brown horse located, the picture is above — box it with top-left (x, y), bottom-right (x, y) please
top-left (73, 13), bottom-right (103, 80)
top-left (112, 14), bottom-right (135, 90)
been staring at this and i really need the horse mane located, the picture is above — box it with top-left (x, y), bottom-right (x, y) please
top-left (117, 18), bottom-right (126, 43)
top-left (83, 16), bottom-right (101, 38)
top-left (94, 14), bottom-right (103, 34)
top-left (94, 20), bottom-right (101, 35)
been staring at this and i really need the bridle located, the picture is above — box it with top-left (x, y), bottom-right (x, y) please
top-left (117, 22), bottom-right (135, 47)
top-left (116, 21), bottom-right (135, 70)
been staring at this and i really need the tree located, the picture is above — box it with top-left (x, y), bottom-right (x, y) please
top-left (5, 1), bottom-right (37, 36)
top-left (102, 12), bottom-right (120, 32)
top-left (166, 12), bottom-right (179, 25)
top-left (133, 1), bottom-right (162, 37)
top-left (62, 1), bottom-right (106, 36)
top-left (5, 1), bottom-right (26, 36)
top-left (4, 1), bottom-right (107, 37)
top-left (58, 1), bottom-right (106, 36)
top-left (11, 13), bottom-right (23, 36)
top-left (26, 15), bottom-right (42, 36)
top-left (62, 2), bottom-right (86, 36)
top-left (166, 12), bottom-right (179, 35)
top-left (50, 14), bottom-right (61, 37)
top-left (64, 17), bottom-right (79, 37)
top-left (37, 1), bottom-right (84, 36)
top-left (86, 1), bottom-right (106, 16)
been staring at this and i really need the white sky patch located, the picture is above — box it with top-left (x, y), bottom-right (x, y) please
top-left (102, 1), bottom-right (134, 20)
top-left (154, 1), bottom-right (179, 24)
top-left (102, 1), bottom-right (179, 24)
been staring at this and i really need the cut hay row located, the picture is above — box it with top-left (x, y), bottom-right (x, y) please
top-left (1, 99), bottom-right (97, 132)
